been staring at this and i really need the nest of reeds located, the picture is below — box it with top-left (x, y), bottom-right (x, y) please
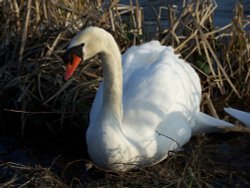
top-left (0, 0), bottom-right (250, 187)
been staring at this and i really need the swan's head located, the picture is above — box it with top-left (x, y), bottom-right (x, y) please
top-left (63, 27), bottom-right (110, 80)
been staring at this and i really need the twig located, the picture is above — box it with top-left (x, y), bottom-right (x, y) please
top-left (18, 0), bottom-right (32, 64)
top-left (222, 126), bottom-right (250, 133)
top-left (156, 130), bottom-right (181, 149)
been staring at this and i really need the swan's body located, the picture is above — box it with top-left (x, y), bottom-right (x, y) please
top-left (64, 27), bottom-right (233, 172)
top-left (224, 107), bottom-right (250, 127)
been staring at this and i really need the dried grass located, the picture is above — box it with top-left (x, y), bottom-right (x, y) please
top-left (0, 0), bottom-right (250, 187)
top-left (158, 0), bottom-right (250, 99)
top-left (0, 0), bottom-right (134, 133)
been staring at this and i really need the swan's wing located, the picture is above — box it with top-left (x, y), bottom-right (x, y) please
top-left (121, 41), bottom-right (233, 136)
top-left (122, 42), bottom-right (201, 145)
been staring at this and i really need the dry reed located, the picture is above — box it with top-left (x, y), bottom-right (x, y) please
top-left (0, 0), bottom-right (250, 187)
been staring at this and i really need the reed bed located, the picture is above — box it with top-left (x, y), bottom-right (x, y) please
top-left (158, 0), bottom-right (250, 100)
top-left (0, 0), bottom-right (250, 187)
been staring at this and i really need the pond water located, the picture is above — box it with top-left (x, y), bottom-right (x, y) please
top-left (120, 0), bottom-right (250, 26)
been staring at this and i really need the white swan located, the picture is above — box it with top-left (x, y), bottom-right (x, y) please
top-left (224, 107), bottom-right (250, 127)
top-left (63, 27), bottom-right (233, 172)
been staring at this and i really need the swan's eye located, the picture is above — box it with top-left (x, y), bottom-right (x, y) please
top-left (63, 43), bottom-right (84, 64)
top-left (63, 51), bottom-right (72, 64)
top-left (71, 43), bottom-right (84, 57)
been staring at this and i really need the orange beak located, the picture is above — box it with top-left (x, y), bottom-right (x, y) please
top-left (64, 54), bottom-right (82, 80)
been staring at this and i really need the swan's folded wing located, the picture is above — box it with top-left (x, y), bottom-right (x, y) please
top-left (122, 43), bottom-right (201, 134)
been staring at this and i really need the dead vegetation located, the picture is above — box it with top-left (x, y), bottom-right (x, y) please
top-left (0, 0), bottom-right (250, 187)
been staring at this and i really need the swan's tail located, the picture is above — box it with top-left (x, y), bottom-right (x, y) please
top-left (193, 112), bottom-right (234, 135)
top-left (224, 107), bottom-right (250, 128)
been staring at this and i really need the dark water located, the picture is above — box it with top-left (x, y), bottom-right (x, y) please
top-left (120, 0), bottom-right (250, 26)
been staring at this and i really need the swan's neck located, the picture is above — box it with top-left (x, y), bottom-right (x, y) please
top-left (100, 44), bottom-right (123, 122)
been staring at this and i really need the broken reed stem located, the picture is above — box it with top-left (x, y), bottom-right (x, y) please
top-left (205, 36), bottom-right (242, 98)
top-left (135, 0), bottom-right (143, 35)
top-left (42, 1), bottom-right (48, 21)
top-left (35, 0), bottom-right (41, 24)
top-left (204, 93), bottom-right (219, 118)
top-left (19, 0), bottom-right (32, 64)
top-left (109, 9), bottom-right (115, 31)
top-left (129, 0), bottom-right (138, 43)
top-left (175, 30), bottom-right (198, 52)
top-left (198, 23), bottom-right (241, 98)
top-left (11, 0), bottom-right (21, 32)
top-left (222, 126), bottom-right (250, 133)
top-left (201, 40), bottom-right (223, 91)
top-left (46, 32), bottom-right (63, 57)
